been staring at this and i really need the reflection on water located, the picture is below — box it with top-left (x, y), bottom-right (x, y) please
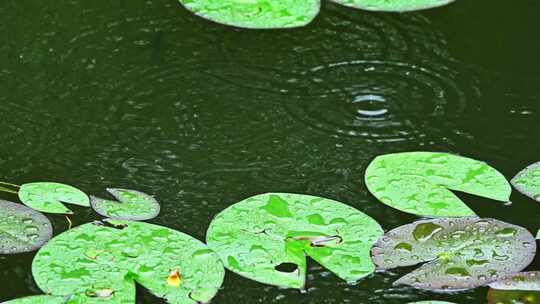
top-left (0, 0), bottom-right (539, 303)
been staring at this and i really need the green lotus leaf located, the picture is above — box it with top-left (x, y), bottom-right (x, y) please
top-left (32, 221), bottom-right (225, 304)
top-left (371, 217), bottom-right (536, 291)
top-left (178, 0), bottom-right (321, 29)
top-left (2, 296), bottom-right (70, 304)
top-left (206, 193), bottom-right (383, 289)
top-left (18, 182), bottom-right (90, 214)
top-left (487, 289), bottom-right (540, 304)
top-left (0, 200), bottom-right (53, 254)
top-left (512, 162), bottom-right (540, 202)
top-left (365, 152), bottom-right (511, 217)
top-left (489, 271), bottom-right (540, 291)
top-left (330, 0), bottom-right (455, 12)
top-left (90, 188), bottom-right (160, 221)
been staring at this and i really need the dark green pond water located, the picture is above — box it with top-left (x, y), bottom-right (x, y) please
top-left (1, 0), bottom-right (540, 303)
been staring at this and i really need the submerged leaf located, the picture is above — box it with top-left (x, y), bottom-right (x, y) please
top-left (489, 271), bottom-right (540, 291)
top-left (371, 217), bottom-right (536, 291)
top-left (365, 152), bottom-right (511, 217)
top-left (487, 289), bottom-right (540, 304)
top-left (32, 221), bottom-right (224, 304)
top-left (178, 0), bottom-right (321, 29)
top-left (512, 162), bottom-right (540, 202)
top-left (18, 182), bottom-right (90, 214)
top-left (0, 200), bottom-right (53, 254)
top-left (206, 193), bottom-right (383, 288)
top-left (330, 0), bottom-right (455, 12)
top-left (90, 188), bottom-right (160, 221)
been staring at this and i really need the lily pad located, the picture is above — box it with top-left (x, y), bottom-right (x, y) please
top-left (0, 200), bottom-right (53, 254)
top-left (90, 188), bottom-right (160, 221)
top-left (330, 0), bottom-right (455, 12)
top-left (2, 296), bottom-right (70, 304)
top-left (178, 0), bottom-right (321, 29)
top-left (487, 289), bottom-right (540, 304)
top-left (489, 271), bottom-right (540, 291)
top-left (371, 217), bottom-right (536, 291)
top-left (511, 162), bottom-right (540, 202)
top-left (18, 182), bottom-right (90, 214)
top-left (32, 221), bottom-right (225, 304)
top-left (206, 193), bottom-right (383, 288)
top-left (365, 152), bottom-right (511, 217)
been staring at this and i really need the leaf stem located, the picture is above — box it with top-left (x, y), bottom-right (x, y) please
top-left (0, 181), bottom-right (20, 188)
top-left (66, 216), bottom-right (73, 230)
top-left (0, 186), bottom-right (18, 194)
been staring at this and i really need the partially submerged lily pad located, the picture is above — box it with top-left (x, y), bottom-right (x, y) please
top-left (511, 162), bottom-right (540, 202)
top-left (206, 193), bottom-right (383, 288)
top-left (489, 271), bottom-right (540, 291)
top-left (365, 152), bottom-right (511, 217)
top-left (487, 289), bottom-right (540, 304)
top-left (0, 200), bottom-right (53, 254)
top-left (371, 217), bottom-right (536, 291)
top-left (330, 0), bottom-right (455, 12)
top-left (18, 182), bottom-right (90, 214)
top-left (32, 221), bottom-right (224, 304)
top-left (2, 296), bottom-right (70, 304)
top-left (90, 188), bottom-right (160, 221)
top-left (178, 0), bottom-right (321, 29)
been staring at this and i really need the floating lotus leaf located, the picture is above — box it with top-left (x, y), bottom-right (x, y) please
top-left (178, 0), bottom-right (321, 29)
top-left (330, 0), bottom-right (455, 12)
top-left (365, 152), bottom-right (511, 217)
top-left (0, 200), bottom-right (53, 254)
top-left (489, 271), bottom-right (540, 291)
top-left (371, 217), bottom-right (536, 291)
top-left (512, 162), bottom-right (540, 202)
top-left (18, 182), bottom-right (90, 214)
top-left (487, 289), bottom-right (540, 304)
top-left (32, 221), bottom-right (224, 304)
top-left (90, 188), bottom-right (160, 221)
top-left (206, 193), bottom-right (383, 288)
top-left (2, 296), bottom-right (70, 304)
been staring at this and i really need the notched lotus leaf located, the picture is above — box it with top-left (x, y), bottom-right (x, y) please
top-left (488, 289), bottom-right (540, 304)
top-left (2, 296), bottom-right (70, 304)
top-left (371, 217), bottom-right (536, 291)
top-left (178, 0), bottom-right (321, 29)
top-left (330, 0), bottom-right (455, 12)
top-left (0, 200), bottom-right (53, 254)
top-left (512, 162), bottom-right (540, 202)
top-left (489, 271), bottom-right (540, 291)
top-left (206, 193), bottom-right (383, 288)
top-left (90, 188), bottom-right (160, 221)
top-left (365, 152), bottom-right (511, 217)
top-left (18, 182), bottom-right (90, 214)
top-left (32, 221), bottom-right (224, 304)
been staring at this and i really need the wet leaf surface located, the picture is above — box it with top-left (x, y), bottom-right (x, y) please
top-left (489, 271), bottom-right (540, 291)
top-left (365, 152), bottom-right (511, 217)
top-left (2, 295), bottom-right (69, 304)
top-left (330, 0), bottom-right (455, 12)
top-left (32, 221), bottom-right (224, 304)
top-left (512, 162), bottom-right (540, 202)
top-left (90, 188), bottom-right (160, 221)
top-left (206, 193), bottom-right (383, 288)
top-left (18, 182), bottom-right (90, 214)
top-left (178, 0), bottom-right (321, 29)
top-left (371, 217), bottom-right (536, 291)
top-left (0, 200), bottom-right (53, 254)
top-left (487, 289), bottom-right (540, 304)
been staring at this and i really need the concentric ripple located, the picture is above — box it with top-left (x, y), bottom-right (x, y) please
top-left (215, 4), bottom-right (450, 93)
top-left (282, 60), bottom-right (474, 142)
